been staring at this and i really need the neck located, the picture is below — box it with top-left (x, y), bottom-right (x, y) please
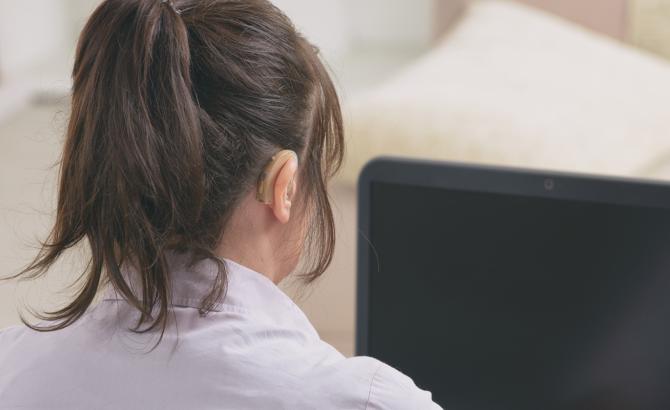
top-left (214, 192), bottom-right (288, 284)
top-left (217, 239), bottom-right (282, 284)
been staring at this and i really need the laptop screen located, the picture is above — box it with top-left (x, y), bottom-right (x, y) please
top-left (364, 180), bottom-right (670, 409)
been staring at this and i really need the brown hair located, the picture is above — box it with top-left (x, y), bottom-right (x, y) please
top-left (8, 0), bottom-right (343, 338)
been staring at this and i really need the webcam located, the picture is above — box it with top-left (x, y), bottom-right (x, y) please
top-left (544, 178), bottom-right (555, 191)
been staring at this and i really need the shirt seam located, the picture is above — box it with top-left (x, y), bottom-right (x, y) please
top-left (365, 362), bottom-right (384, 410)
top-left (98, 298), bottom-right (252, 314)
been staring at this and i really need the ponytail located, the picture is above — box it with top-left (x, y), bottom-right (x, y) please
top-left (11, 0), bottom-right (208, 338)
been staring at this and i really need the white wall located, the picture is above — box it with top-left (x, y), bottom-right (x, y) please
top-left (272, 0), bottom-right (436, 60)
top-left (343, 0), bottom-right (435, 50)
top-left (271, 0), bottom-right (352, 62)
top-left (0, 1), bottom-right (68, 82)
top-left (0, 0), bottom-right (436, 87)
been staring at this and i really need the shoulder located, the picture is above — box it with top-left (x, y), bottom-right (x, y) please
top-left (0, 324), bottom-right (47, 367)
top-left (365, 360), bottom-right (442, 410)
top-left (0, 325), bottom-right (33, 384)
top-left (0, 322), bottom-right (73, 367)
top-left (0, 324), bottom-right (28, 347)
top-left (297, 355), bottom-right (441, 410)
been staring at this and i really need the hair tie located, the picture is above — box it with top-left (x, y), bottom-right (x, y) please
top-left (160, 0), bottom-right (181, 15)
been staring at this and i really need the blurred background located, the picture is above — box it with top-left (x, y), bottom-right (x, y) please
top-left (2, 0), bottom-right (670, 356)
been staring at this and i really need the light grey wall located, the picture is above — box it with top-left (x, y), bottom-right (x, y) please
top-left (272, 0), bottom-right (436, 60)
top-left (0, 1), bottom-right (68, 81)
top-left (0, 0), bottom-right (436, 86)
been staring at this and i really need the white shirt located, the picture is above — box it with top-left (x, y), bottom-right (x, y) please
top-left (0, 254), bottom-right (441, 409)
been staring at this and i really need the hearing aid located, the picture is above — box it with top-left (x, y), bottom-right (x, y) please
top-left (256, 150), bottom-right (298, 205)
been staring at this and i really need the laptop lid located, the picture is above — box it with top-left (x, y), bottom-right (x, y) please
top-left (357, 157), bottom-right (670, 409)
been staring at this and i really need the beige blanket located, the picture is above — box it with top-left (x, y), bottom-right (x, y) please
top-left (340, 0), bottom-right (670, 185)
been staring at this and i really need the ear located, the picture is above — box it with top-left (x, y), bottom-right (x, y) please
top-left (271, 154), bottom-right (298, 224)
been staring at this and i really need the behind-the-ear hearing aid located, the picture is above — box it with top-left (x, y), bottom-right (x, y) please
top-left (256, 150), bottom-right (299, 205)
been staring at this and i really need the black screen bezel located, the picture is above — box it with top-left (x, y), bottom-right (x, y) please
top-left (355, 157), bottom-right (670, 355)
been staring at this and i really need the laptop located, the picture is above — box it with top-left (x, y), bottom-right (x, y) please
top-left (356, 157), bottom-right (670, 409)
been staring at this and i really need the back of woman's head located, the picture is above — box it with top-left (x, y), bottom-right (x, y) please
top-left (14, 0), bottom-right (344, 336)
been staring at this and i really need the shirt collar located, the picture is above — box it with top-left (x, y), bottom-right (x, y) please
top-left (100, 251), bottom-right (306, 319)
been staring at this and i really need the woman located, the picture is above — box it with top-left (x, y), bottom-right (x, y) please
top-left (0, 0), bottom-right (440, 408)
